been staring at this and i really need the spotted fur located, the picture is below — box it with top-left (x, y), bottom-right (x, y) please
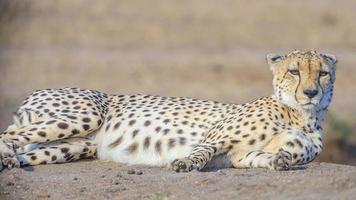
top-left (0, 50), bottom-right (337, 172)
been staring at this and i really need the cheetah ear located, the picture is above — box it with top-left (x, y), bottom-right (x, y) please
top-left (266, 53), bottom-right (283, 65)
top-left (321, 53), bottom-right (337, 65)
top-left (266, 53), bottom-right (283, 72)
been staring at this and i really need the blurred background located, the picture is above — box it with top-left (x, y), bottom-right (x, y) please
top-left (0, 0), bottom-right (355, 165)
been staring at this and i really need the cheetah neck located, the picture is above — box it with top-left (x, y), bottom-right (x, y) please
top-left (272, 95), bottom-right (326, 132)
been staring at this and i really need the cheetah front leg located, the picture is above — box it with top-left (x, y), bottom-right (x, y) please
top-left (231, 149), bottom-right (292, 170)
top-left (171, 123), bottom-right (231, 172)
top-left (231, 132), bottom-right (322, 170)
top-left (171, 143), bottom-right (219, 172)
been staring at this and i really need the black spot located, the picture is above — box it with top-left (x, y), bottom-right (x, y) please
top-left (126, 142), bottom-right (138, 154)
top-left (231, 140), bottom-right (240, 144)
top-left (248, 139), bottom-right (256, 145)
top-left (57, 122), bottom-right (69, 129)
top-left (260, 134), bottom-right (266, 141)
top-left (66, 115), bottom-right (76, 119)
top-left (129, 120), bottom-right (136, 126)
top-left (82, 124), bottom-right (90, 131)
top-left (37, 131), bottom-right (47, 137)
top-left (61, 148), bottom-right (69, 153)
top-left (190, 132), bottom-right (197, 136)
top-left (82, 118), bottom-right (91, 123)
top-left (44, 151), bottom-right (50, 156)
top-left (46, 120), bottom-right (57, 125)
top-left (144, 120), bottom-right (151, 126)
top-left (71, 129), bottom-right (80, 135)
top-left (155, 126), bottom-right (161, 133)
top-left (97, 119), bottom-right (102, 126)
top-left (109, 136), bottom-right (123, 148)
top-left (168, 138), bottom-right (176, 149)
top-left (105, 124), bottom-right (111, 132)
top-left (179, 137), bottom-right (186, 145)
top-left (286, 141), bottom-right (295, 147)
top-left (51, 155), bottom-right (57, 161)
top-left (294, 139), bottom-right (303, 148)
top-left (143, 137), bottom-right (151, 149)
top-left (155, 140), bottom-right (162, 154)
top-left (163, 119), bottom-right (171, 124)
top-left (132, 129), bottom-right (139, 138)
top-left (52, 103), bottom-right (60, 107)
top-left (163, 129), bottom-right (170, 135)
top-left (113, 122), bottom-right (121, 130)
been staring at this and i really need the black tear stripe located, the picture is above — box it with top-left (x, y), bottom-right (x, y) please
top-left (294, 74), bottom-right (301, 104)
top-left (317, 75), bottom-right (324, 104)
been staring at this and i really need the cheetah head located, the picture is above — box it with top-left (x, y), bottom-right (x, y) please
top-left (266, 50), bottom-right (337, 112)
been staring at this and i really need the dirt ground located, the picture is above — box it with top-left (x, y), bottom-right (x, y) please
top-left (0, 161), bottom-right (355, 200)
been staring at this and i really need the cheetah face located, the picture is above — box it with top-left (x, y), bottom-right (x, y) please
top-left (267, 50), bottom-right (337, 111)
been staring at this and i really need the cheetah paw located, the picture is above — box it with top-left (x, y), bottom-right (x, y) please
top-left (0, 141), bottom-right (20, 170)
top-left (272, 149), bottom-right (292, 170)
top-left (171, 158), bottom-right (196, 172)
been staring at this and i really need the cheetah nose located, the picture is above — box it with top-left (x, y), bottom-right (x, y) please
top-left (303, 89), bottom-right (318, 98)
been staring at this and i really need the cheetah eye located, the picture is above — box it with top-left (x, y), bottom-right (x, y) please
top-left (288, 69), bottom-right (300, 76)
top-left (319, 71), bottom-right (329, 77)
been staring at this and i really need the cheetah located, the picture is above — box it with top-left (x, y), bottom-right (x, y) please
top-left (0, 50), bottom-right (337, 172)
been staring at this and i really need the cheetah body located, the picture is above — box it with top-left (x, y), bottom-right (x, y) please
top-left (95, 94), bottom-right (234, 167)
top-left (0, 50), bottom-right (337, 172)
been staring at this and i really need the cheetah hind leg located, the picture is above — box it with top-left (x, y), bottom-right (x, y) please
top-left (16, 137), bottom-right (97, 167)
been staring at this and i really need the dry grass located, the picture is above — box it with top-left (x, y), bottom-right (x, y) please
top-left (0, 0), bottom-right (355, 164)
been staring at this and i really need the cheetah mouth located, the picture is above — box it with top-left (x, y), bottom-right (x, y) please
top-left (301, 102), bottom-right (317, 108)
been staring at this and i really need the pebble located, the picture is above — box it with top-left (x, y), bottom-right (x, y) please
top-left (135, 170), bottom-right (143, 175)
top-left (127, 169), bottom-right (143, 175)
top-left (6, 182), bottom-right (14, 186)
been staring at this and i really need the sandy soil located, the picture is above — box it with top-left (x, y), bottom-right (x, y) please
top-left (0, 161), bottom-right (355, 200)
